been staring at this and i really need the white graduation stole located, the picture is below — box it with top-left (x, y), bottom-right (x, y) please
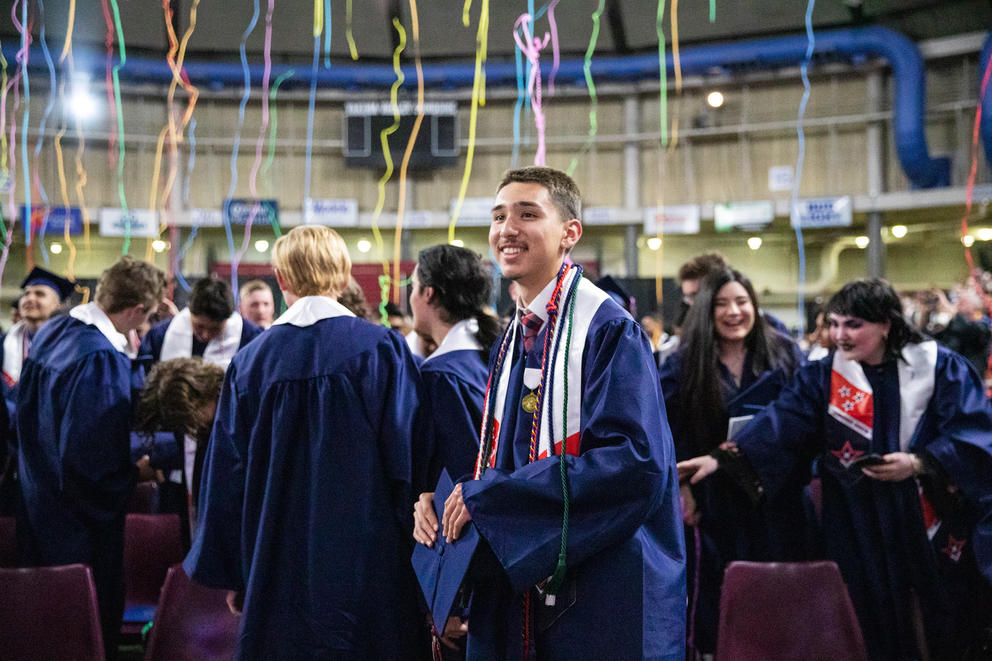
top-left (160, 308), bottom-right (244, 370)
top-left (270, 295), bottom-right (355, 328)
top-left (479, 271), bottom-right (608, 473)
top-left (828, 340), bottom-right (938, 452)
top-left (2, 322), bottom-right (29, 386)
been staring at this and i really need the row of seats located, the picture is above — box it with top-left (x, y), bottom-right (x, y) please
top-left (0, 562), bottom-right (239, 660)
top-left (0, 514), bottom-right (239, 660)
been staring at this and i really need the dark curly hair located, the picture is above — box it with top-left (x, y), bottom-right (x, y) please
top-left (416, 244), bottom-right (501, 358)
top-left (138, 357), bottom-right (225, 435)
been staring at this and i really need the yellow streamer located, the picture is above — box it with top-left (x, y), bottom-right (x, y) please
top-left (449, 0), bottom-right (489, 242)
top-left (462, 0), bottom-right (472, 26)
top-left (393, 0), bottom-right (425, 301)
top-left (670, 0), bottom-right (681, 93)
top-left (145, 125), bottom-right (169, 261)
top-left (60, 0), bottom-right (76, 62)
top-left (346, 0), bottom-right (359, 60)
top-left (370, 19), bottom-right (406, 311)
top-left (313, 0), bottom-right (323, 38)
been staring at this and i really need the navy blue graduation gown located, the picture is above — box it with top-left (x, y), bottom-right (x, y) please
top-left (660, 346), bottom-right (808, 654)
top-left (184, 317), bottom-right (426, 660)
top-left (138, 314), bottom-right (263, 364)
top-left (15, 314), bottom-right (137, 651)
top-left (733, 346), bottom-right (992, 660)
top-left (461, 299), bottom-right (686, 661)
top-left (419, 348), bottom-right (488, 484)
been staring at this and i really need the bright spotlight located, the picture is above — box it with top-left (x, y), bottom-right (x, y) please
top-left (747, 236), bottom-right (762, 250)
top-left (450, 239), bottom-right (464, 247)
top-left (962, 234), bottom-right (976, 247)
top-left (49, 243), bottom-right (63, 255)
top-left (67, 73), bottom-right (100, 122)
top-left (357, 239), bottom-right (372, 254)
top-left (151, 240), bottom-right (168, 253)
top-left (646, 236), bottom-right (662, 251)
top-left (706, 91), bottom-right (725, 108)
top-left (254, 239), bottom-right (270, 253)
top-left (890, 225), bottom-right (907, 238)
top-left (977, 228), bottom-right (992, 242)
top-left (855, 236), bottom-right (870, 249)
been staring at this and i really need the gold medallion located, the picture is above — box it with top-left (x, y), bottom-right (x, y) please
top-left (521, 391), bottom-right (539, 413)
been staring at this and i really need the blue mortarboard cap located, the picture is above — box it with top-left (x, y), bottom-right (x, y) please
top-left (595, 275), bottom-right (635, 314)
top-left (21, 266), bottom-right (75, 301)
top-left (411, 469), bottom-right (480, 629)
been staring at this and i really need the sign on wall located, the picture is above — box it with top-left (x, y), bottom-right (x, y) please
top-left (790, 196), bottom-right (853, 229)
top-left (642, 205), bottom-right (701, 235)
top-left (223, 199), bottom-right (279, 226)
top-left (303, 198), bottom-right (359, 226)
top-left (99, 208), bottom-right (158, 238)
top-left (22, 205), bottom-right (84, 236)
top-left (714, 201), bottom-right (774, 231)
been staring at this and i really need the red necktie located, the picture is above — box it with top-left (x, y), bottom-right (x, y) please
top-left (520, 310), bottom-right (543, 352)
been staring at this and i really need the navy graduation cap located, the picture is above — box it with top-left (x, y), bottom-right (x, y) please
top-left (21, 266), bottom-right (75, 301)
top-left (595, 275), bottom-right (635, 315)
top-left (411, 469), bottom-right (480, 630)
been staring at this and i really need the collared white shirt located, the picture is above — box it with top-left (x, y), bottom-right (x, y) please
top-left (516, 275), bottom-right (560, 331)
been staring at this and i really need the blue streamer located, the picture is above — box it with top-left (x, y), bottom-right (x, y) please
top-left (34, 0), bottom-right (57, 264)
top-left (175, 118), bottom-right (198, 293)
top-left (790, 0), bottom-right (815, 337)
top-left (224, 0), bottom-right (261, 298)
top-left (304, 35), bottom-right (319, 203)
top-left (323, 0), bottom-right (332, 68)
top-left (511, 37), bottom-right (525, 167)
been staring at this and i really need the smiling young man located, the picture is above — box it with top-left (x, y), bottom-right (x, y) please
top-left (140, 277), bottom-right (263, 371)
top-left (413, 167), bottom-right (685, 660)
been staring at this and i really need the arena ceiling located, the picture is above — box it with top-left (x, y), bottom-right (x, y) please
top-left (0, 0), bottom-right (988, 67)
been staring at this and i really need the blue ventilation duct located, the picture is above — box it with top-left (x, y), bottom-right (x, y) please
top-left (980, 33), bottom-right (992, 170)
top-left (3, 26), bottom-right (950, 187)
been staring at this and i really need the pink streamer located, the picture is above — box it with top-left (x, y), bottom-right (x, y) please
top-left (513, 14), bottom-right (550, 166)
top-left (238, 0), bottom-right (275, 265)
top-left (547, 0), bottom-right (561, 93)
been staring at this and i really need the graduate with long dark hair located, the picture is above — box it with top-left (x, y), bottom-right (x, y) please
top-left (411, 244), bottom-right (502, 483)
top-left (678, 278), bottom-right (992, 660)
top-left (660, 267), bottom-right (804, 656)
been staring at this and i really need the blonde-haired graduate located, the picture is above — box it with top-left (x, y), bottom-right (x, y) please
top-left (185, 225), bottom-right (428, 660)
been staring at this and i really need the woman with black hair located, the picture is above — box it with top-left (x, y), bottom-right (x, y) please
top-left (660, 267), bottom-right (804, 657)
top-left (411, 244), bottom-right (502, 483)
top-left (679, 278), bottom-right (992, 660)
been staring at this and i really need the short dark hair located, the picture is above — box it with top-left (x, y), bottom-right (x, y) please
top-left (826, 278), bottom-right (925, 361)
top-left (189, 278), bottom-right (235, 322)
top-left (417, 244), bottom-right (501, 357)
top-left (497, 166), bottom-right (582, 222)
top-left (95, 256), bottom-right (166, 314)
top-left (677, 252), bottom-right (728, 284)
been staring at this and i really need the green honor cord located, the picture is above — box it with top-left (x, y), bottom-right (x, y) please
top-left (545, 275), bottom-right (579, 598)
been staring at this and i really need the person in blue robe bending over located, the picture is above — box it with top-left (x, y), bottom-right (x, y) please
top-left (185, 225), bottom-right (428, 660)
top-left (16, 256), bottom-right (167, 658)
top-left (139, 276), bottom-right (262, 371)
top-left (659, 266), bottom-right (804, 657)
top-left (678, 278), bottom-right (992, 660)
top-left (410, 244), bottom-right (503, 485)
top-left (413, 167), bottom-right (686, 661)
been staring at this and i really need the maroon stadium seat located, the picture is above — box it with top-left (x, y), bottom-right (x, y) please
top-left (144, 564), bottom-right (239, 661)
top-left (122, 514), bottom-right (184, 638)
top-left (716, 561), bottom-right (868, 661)
top-left (0, 563), bottom-right (105, 660)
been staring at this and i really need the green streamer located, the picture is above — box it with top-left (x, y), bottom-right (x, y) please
top-left (710, 0), bottom-right (716, 23)
top-left (108, 0), bottom-right (130, 254)
top-left (261, 69), bottom-right (294, 237)
top-left (566, 0), bottom-right (604, 176)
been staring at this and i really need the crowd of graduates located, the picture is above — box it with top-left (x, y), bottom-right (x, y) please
top-left (0, 166), bottom-right (991, 660)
